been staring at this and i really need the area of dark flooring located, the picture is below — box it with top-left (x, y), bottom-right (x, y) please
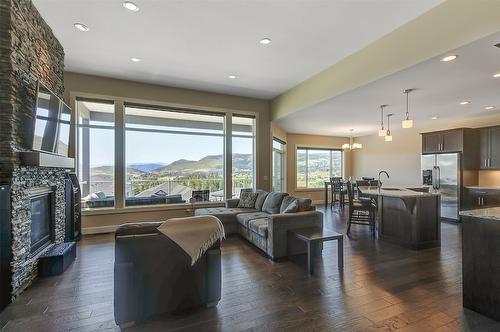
top-left (1, 207), bottom-right (499, 331)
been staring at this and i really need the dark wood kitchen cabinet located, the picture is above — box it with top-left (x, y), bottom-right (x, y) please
top-left (463, 187), bottom-right (500, 209)
top-left (421, 128), bottom-right (479, 169)
top-left (480, 126), bottom-right (500, 169)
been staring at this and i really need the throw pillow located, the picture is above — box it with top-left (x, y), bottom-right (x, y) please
top-left (280, 195), bottom-right (298, 213)
top-left (237, 192), bottom-right (258, 208)
top-left (262, 192), bottom-right (289, 214)
top-left (296, 197), bottom-right (312, 211)
top-left (282, 199), bottom-right (298, 213)
top-left (255, 190), bottom-right (269, 211)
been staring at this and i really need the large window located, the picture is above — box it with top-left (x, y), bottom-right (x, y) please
top-left (296, 147), bottom-right (342, 189)
top-left (232, 115), bottom-right (255, 197)
top-left (125, 105), bottom-right (225, 205)
top-left (272, 138), bottom-right (286, 192)
top-left (77, 100), bottom-right (115, 208)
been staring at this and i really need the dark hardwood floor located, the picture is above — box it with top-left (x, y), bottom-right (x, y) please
top-left (1, 207), bottom-right (499, 331)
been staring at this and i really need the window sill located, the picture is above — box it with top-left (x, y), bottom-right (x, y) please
top-left (82, 201), bottom-right (224, 216)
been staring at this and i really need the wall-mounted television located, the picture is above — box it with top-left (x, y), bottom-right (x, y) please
top-left (32, 82), bottom-right (72, 157)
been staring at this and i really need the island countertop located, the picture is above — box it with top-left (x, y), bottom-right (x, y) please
top-left (358, 186), bottom-right (440, 198)
top-left (460, 207), bottom-right (500, 221)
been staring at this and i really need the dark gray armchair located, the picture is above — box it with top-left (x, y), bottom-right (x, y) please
top-left (114, 222), bottom-right (221, 328)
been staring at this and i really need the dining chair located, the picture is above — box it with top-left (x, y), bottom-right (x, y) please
top-left (330, 177), bottom-right (346, 210)
top-left (346, 181), bottom-right (377, 236)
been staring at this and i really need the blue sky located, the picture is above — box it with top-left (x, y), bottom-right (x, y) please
top-left (89, 130), bottom-right (253, 167)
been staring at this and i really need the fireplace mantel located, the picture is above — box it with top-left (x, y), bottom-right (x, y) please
top-left (19, 151), bottom-right (74, 169)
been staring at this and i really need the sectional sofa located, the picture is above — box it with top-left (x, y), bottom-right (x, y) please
top-left (195, 191), bottom-right (323, 259)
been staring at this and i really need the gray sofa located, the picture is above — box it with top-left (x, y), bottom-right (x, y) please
top-left (195, 191), bottom-right (323, 259)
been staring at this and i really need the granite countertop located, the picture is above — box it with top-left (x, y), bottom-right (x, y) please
top-left (460, 207), bottom-right (500, 221)
top-left (358, 186), bottom-right (440, 198)
top-left (465, 186), bottom-right (500, 190)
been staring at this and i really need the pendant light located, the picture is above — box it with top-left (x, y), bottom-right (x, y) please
top-left (378, 104), bottom-right (388, 136)
top-left (385, 114), bottom-right (393, 142)
top-left (343, 129), bottom-right (362, 150)
top-left (402, 88), bottom-right (414, 129)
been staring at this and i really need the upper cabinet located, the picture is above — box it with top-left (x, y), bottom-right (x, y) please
top-left (421, 128), bottom-right (480, 169)
top-left (422, 129), bottom-right (464, 154)
top-left (480, 126), bottom-right (500, 169)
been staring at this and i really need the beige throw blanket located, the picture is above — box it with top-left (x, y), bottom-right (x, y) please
top-left (157, 215), bottom-right (225, 266)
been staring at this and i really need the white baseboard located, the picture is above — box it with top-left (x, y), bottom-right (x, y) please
top-left (82, 225), bottom-right (118, 235)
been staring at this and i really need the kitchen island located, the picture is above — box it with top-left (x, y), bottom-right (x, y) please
top-left (359, 186), bottom-right (441, 250)
top-left (460, 208), bottom-right (500, 322)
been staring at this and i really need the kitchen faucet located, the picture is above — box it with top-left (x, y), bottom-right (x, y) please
top-left (378, 171), bottom-right (389, 192)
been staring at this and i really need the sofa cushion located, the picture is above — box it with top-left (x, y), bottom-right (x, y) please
top-left (282, 199), bottom-right (298, 214)
top-left (236, 212), bottom-right (270, 228)
top-left (296, 197), bottom-right (312, 211)
top-left (280, 196), bottom-right (298, 213)
top-left (255, 190), bottom-right (269, 211)
top-left (194, 207), bottom-right (256, 225)
top-left (237, 192), bottom-right (258, 208)
top-left (262, 192), bottom-right (288, 214)
top-left (247, 218), bottom-right (269, 237)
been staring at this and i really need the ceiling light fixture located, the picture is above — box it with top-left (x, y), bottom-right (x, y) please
top-left (402, 88), bottom-right (414, 129)
top-left (123, 1), bottom-right (139, 11)
top-left (485, 106), bottom-right (495, 110)
top-left (460, 101), bottom-right (470, 105)
top-left (228, 75), bottom-right (236, 79)
top-left (493, 73), bottom-right (500, 78)
top-left (441, 55), bottom-right (457, 62)
top-left (73, 23), bottom-right (89, 32)
top-left (385, 114), bottom-right (394, 142)
top-left (378, 105), bottom-right (388, 137)
top-left (130, 57), bottom-right (141, 62)
top-left (259, 38), bottom-right (272, 45)
top-left (342, 129), bottom-right (362, 151)
top-left (431, 116), bottom-right (438, 120)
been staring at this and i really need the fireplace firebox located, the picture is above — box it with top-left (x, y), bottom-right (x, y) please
top-left (29, 187), bottom-right (55, 255)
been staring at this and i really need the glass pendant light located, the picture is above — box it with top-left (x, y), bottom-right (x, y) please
top-left (402, 88), bottom-right (414, 129)
top-left (385, 114), bottom-right (393, 142)
top-left (378, 105), bottom-right (388, 136)
top-left (343, 129), bottom-right (362, 150)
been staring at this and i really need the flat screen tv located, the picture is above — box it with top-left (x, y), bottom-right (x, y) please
top-left (32, 82), bottom-right (72, 157)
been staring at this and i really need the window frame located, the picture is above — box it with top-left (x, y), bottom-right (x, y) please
top-left (272, 137), bottom-right (286, 192)
top-left (295, 146), bottom-right (343, 190)
top-left (73, 93), bottom-right (260, 211)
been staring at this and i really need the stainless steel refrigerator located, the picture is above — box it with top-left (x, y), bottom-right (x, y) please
top-left (421, 153), bottom-right (460, 221)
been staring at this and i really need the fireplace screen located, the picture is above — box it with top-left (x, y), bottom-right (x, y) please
top-left (30, 189), bottom-right (54, 254)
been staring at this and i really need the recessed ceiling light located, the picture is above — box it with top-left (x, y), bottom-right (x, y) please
top-left (130, 57), bottom-right (141, 62)
top-left (431, 116), bottom-right (438, 120)
top-left (73, 23), bottom-right (89, 32)
top-left (441, 55), bottom-right (457, 62)
top-left (485, 106), bottom-right (495, 110)
top-left (123, 1), bottom-right (139, 11)
top-left (494, 73), bottom-right (500, 78)
top-left (259, 38), bottom-right (272, 45)
top-left (228, 75), bottom-right (236, 79)
top-left (460, 101), bottom-right (470, 105)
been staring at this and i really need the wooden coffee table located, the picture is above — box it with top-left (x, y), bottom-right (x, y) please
top-left (288, 227), bottom-right (343, 275)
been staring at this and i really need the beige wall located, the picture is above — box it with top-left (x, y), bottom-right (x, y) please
top-left (64, 72), bottom-right (271, 231)
top-left (352, 115), bottom-right (500, 187)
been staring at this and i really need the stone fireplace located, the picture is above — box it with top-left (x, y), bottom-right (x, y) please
top-left (29, 187), bottom-right (55, 255)
top-left (0, 0), bottom-right (67, 306)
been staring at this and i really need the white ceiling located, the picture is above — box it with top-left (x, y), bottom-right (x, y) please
top-left (33, 0), bottom-right (442, 99)
top-left (275, 31), bottom-right (500, 137)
